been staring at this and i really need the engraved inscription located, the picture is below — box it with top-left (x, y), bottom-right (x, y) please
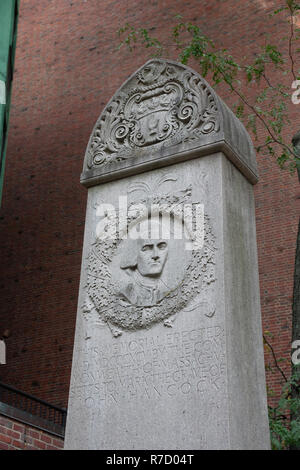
top-left (70, 325), bottom-right (226, 409)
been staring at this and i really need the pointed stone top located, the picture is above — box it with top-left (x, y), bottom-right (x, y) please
top-left (81, 59), bottom-right (258, 187)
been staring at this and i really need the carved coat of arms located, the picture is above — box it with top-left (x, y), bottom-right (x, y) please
top-left (84, 60), bottom-right (220, 169)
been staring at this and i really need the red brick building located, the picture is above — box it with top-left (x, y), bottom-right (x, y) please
top-left (0, 0), bottom-right (299, 440)
top-left (0, 414), bottom-right (64, 450)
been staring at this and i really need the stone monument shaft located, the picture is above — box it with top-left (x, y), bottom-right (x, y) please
top-left (64, 59), bottom-right (270, 450)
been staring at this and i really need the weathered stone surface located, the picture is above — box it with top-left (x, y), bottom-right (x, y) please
top-left (81, 59), bottom-right (258, 187)
top-left (64, 60), bottom-right (269, 450)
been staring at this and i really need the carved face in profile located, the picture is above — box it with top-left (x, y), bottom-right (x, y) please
top-left (136, 239), bottom-right (168, 278)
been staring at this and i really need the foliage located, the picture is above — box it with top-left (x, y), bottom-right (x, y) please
top-left (263, 332), bottom-right (300, 450)
top-left (118, 2), bottom-right (300, 173)
top-left (268, 366), bottom-right (300, 450)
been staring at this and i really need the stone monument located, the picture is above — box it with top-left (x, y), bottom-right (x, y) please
top-left (64, 59), bottom-right (270, 450)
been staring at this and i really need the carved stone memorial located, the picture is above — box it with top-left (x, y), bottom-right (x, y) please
top-left (64, 59), bottom-right (270, 450)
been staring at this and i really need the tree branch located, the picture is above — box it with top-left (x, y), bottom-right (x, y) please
top-left (288, 7), bottom-right (297, 81)
top-left (212, 64), bottom-right (298, 158)
top-left (263, 334), bottom-right (288, 383)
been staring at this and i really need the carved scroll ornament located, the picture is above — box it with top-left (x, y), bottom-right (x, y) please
top-left (86, 61), bottom-right (220, 169)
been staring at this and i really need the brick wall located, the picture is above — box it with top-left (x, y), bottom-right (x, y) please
top-left (0, 0), bottom-right (298, 409)
top-left (0, 415), bottom-right (63, 450)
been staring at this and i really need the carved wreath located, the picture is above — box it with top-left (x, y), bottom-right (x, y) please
top-left (83, 180), bottom-right (216, 336)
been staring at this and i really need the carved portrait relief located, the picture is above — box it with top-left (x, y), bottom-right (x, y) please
top-left (118, 237), bottom-right (169, 308)
top-left (83, 176), bottom-right (216, 336)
